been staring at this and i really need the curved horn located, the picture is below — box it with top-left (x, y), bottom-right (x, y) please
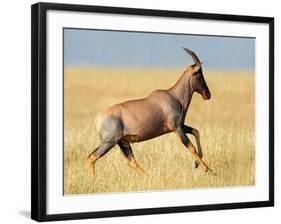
top-left (183, 47), bottom-right (201, 67)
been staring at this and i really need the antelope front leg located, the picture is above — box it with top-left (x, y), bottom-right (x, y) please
top-left (175, 126), bottom-right (214, 175)
top-left (183, 125), bottom-right (203, 168)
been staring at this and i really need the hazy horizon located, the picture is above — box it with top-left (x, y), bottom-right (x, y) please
top-left (64, 28), bottom-right (255, 71)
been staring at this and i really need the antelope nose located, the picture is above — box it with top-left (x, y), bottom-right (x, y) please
top-left (206, 92), bottom-right (211, 99)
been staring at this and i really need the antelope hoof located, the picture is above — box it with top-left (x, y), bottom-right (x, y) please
top-left (194, 160), bottom-right (199, 169)
top-left (140, 169), bottom-right (149, 177)
top-left (135, 166), bottom-right (149, 176)
top-left (206, 168), bottom-right (217, 176)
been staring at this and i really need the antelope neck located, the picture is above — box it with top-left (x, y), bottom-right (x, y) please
top-left (168, 70), bottom-right (194, 111)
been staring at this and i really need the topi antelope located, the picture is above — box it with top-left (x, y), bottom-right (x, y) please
top-left (87, 48), bottom-right (215, 176)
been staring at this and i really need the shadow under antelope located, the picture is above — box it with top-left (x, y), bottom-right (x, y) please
top-left (87, 48), bottom-right (215, 176)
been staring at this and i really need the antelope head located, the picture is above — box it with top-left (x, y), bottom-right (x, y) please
top-left (183, 48), bottom-right (211, 100)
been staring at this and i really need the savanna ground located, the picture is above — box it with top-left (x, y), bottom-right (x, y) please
top-left (64, 67), bottom-right (255, 195)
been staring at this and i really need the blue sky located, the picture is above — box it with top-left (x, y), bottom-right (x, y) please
top-left (64, 28), bottom-right (255, 70)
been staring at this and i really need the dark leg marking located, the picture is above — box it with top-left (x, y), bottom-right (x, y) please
top-left (118, 140), bottom-right (133, 160)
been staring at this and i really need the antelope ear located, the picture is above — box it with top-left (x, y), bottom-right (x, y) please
top-left (191, 64), bottom-right (201, 75)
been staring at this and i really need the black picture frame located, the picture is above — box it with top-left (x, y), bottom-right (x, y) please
top-left (31, 2), bottom-right (274, 222)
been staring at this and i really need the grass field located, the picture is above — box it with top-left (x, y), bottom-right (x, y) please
top-left (63, 67), bottom-right (255, 195)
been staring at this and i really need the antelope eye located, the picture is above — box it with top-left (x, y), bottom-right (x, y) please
top-left (196, 75), bottom-right (203, 82)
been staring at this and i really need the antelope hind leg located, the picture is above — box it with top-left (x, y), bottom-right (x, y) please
top-left (87, 142), bottom-right (115, 176)
top-left (87, 154), bottom-right (98, 176)
top-left (118, 140), bottom-right (148, 176)
top-left (127, 157), bottom-right (148, 176)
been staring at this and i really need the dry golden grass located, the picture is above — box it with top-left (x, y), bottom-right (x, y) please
top-left (64, 67), bottom-right (255, 195)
